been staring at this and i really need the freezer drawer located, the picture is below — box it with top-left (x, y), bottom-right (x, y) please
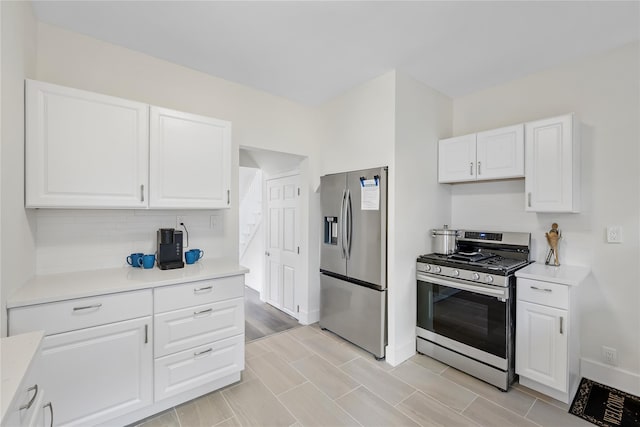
top-left (319, 273), bottom-right (386, 358)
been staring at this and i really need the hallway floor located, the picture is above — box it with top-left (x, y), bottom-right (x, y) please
top-left (134, 324), bottom-right (589, 427)
top-left (243, 286), bottom-right (299, 342)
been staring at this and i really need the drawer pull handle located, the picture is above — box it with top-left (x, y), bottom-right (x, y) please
top-left (194, 348), bottom-right (213, 357)
top-left (44, 402), bottom-right (53, 427)
top-left (19, 384), bottom-right (38, 410)
top-left (73, 303), bottom-right (103, 312)
top-left (530, 286), bottom-right (552, 293)
top-left (194, 286), bottom-right (213, 293)
top-left (194, 308), bottom-right (213, 317)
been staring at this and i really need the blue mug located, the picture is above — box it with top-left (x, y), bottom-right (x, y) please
top-left (142, 254), bottom-right (156, 269)
top-left (127, 253), bottom-right (144, 268)
top-left (190, 249), bottom-right (204, 261)
top-left (185, 250), bottom-right (197, 265)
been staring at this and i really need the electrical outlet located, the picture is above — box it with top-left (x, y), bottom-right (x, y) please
top-left (210, 215), bottom-right (218, 229)
top-left (606, 226), bottom-right (623, 243)
top-left (602, 346), bottom-right (618, 366)
top-left (176, 215), bottom-right (186, 229)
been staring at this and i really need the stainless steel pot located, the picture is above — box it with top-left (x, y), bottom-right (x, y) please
top-left (431, 225), bottom-right (459, 255)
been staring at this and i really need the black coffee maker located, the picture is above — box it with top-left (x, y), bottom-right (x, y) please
top-left (157, 228), bottom-right (184, 270)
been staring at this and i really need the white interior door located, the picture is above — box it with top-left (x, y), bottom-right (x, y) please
top-left (265, 174), bottom-right (300, 318)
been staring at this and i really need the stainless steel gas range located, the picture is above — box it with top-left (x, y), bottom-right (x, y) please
top-left (416, 230), bottom-right (531, 391)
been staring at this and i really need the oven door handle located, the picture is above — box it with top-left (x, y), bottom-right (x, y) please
top-left (417, 273), bottom-right (508, 299)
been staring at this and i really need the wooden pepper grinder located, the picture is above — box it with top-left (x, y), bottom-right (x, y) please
top-left (545, 223), bottom-right (561, 266)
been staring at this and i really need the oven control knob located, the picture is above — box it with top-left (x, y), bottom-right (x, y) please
top-left (424, 264), bottom-right (431, 272)
top-left (485, 275), bottom-right (494, 283)
top-left (434, 266), bottom-right (441, 273)
top-left (452, 270), bottom-right (460, 277)
top-left (472, 272), bottom-right (480, 281)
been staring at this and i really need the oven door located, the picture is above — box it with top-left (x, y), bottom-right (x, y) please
top-left (417, 273), bottom-right (510, 360)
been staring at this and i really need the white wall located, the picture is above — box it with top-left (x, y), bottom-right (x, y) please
top-left (389, 72), bottom-right (452, 364)
top-left (316, 71), bottom-right (453, 365)
top-left (451, 42), bottom-right (640, 392)
top-left (318, 71), bottom-right (396, 177)
top-left (0, 1), bottom-right (37, 336)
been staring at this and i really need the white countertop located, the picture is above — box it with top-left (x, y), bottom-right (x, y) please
top-left (8, 258), bottom-right (249, 309)
top-left (1, 331), bottom-right (44, 423)
top-left (515, 262), bottom-right (590, 286)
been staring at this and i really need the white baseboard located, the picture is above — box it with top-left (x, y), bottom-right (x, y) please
top-left (581, 357), bottom-right (640, 396)
top-left (385, 339), bottom-right (416, 367)
top-left (298, 308), bottom-right (319, 325)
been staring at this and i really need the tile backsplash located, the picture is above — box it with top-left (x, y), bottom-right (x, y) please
top-left (35, 209), bottom-right (232, 275)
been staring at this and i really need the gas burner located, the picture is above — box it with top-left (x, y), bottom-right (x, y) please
top-left (449, 251), bottom-right (495, 262)
top-left (418, 229), bottom-right (532, 279)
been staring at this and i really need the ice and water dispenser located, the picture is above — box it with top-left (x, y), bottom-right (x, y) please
top-left (324, 216), bottom-right (338, 245)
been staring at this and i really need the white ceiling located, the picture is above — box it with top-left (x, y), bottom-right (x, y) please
top-left (32, 1), bottom-right (640, 105)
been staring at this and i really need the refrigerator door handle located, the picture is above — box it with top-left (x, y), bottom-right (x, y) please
top-left (346, 189), bottom-right (353, 259)
top-left (340, 189), bottom-right (347, 258)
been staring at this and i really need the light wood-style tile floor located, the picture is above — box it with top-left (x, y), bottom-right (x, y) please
top-left (134, 324), bottom-right (591, 427)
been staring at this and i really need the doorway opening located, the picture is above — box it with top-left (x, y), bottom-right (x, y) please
top-left (239, 147), bottom-right (306, 340)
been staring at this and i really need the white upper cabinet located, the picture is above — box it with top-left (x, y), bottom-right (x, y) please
top-left (438, 124), bottom-right (524, 183)
top-left (438, 134), bottom-right (477, 183)
top-left (25, 79), bottom-right (149, 208)
top-left (524, 114), bottom-right (579, 212)
top-left (476, 124), bottom-right (524, 180)
top-left (149, 107), bottom-right (231, 209)
top-left (25, 80), bottom-right (233, 209)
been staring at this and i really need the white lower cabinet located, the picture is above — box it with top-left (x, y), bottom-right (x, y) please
top-left (39, 317), bottom-right (153, 426)
top-left (515, 266), bottom-right (588, 404)
top-left (3, 339), bottom-right (53, 427)
top-left (154, 335), bottom-right (244, 401)
top-left (8, 274), bottom-right (245, 426)
top-left (153, 278), bottom-right (245, 404)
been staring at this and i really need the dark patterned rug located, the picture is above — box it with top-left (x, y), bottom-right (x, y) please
top-left (569, 378), bottom-right (640, 427)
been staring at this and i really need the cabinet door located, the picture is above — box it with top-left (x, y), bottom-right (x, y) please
top-left (516, 301), bottom-right (568, 392)
top-left (38, 317), bottom-right (152, 426)
top-left (25, 80), bottom-right (149, 208)
top-left (149, 107), bottom-right (231, 209)
top-left (476, 124), bottom-right (524, 181)
top-left (438, 134), bottom-right (477, 183)
top-left (524, 114), bottom-right (578, 212)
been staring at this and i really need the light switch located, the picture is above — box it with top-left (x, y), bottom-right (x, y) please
top-left (606, 226), bottom-right (622, 243)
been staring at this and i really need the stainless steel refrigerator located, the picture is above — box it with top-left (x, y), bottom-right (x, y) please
top-left (319, 166), bottom-right (387, 359)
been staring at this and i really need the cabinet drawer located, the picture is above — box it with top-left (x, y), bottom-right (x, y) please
top-left (154, 334), bottom-right (244, 401)
top-left (154, 297), bottom-right (244, 357)
top-left (517, 278), bottom-right (568, 309)
top-left (9, 290), bottom-right (152, 336)
top-left (154, 275), bottom-right (244, 313)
